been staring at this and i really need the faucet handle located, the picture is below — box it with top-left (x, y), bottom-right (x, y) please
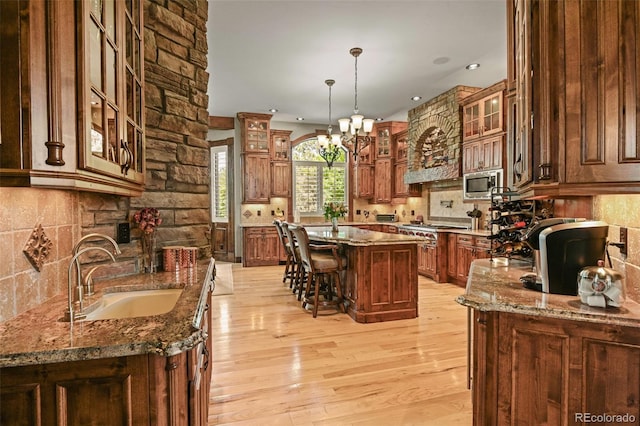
top-left (83, 266), bottom-right (102, 296)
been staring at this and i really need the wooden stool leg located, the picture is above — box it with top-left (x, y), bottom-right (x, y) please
top-left (333, 272), bottom-right (345, 313)
top-left (313, 273), bottom-right (321, 318)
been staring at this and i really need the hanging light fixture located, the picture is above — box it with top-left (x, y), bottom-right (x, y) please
top-left (317, 79), bottom-right (343, 168)
top-left (338, 47), bottom-right (375, 160)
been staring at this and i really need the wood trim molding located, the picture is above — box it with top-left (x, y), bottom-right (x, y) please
top-left (208, 116), bottom-right (234, 130)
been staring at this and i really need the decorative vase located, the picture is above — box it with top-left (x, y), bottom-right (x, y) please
top-left (331, 217), bottom-right (339, 232)
top-left (141, 232), bottom-right (157, 273)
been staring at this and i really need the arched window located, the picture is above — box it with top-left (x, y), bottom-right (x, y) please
top-left (292, 139), bottom-right (348, 217)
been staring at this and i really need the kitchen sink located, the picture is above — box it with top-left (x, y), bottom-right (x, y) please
top-left (82, 288), bottom-right (183, 321)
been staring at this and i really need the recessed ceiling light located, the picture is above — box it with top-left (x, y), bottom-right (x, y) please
top-left (466, 63), bottom-right (480, 70)
top-left (411, 96), bottom-right (422, 101)
top-left (375, 117), bottom-right (384, 121)
top-left (269, 108), bottom-right (278, 113)
top-left (296, 117), bottom-right (304, 121)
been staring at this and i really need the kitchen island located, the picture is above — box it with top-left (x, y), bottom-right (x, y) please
top-left (457, 258), bottom-right (640, 425)
top-left (0, 259), bottom-right (215, 425)
top-left (306, 225), bottom-right (421, 323)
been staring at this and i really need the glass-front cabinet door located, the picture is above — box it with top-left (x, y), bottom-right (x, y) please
top-left (79, 0), bottom-right (144, 186)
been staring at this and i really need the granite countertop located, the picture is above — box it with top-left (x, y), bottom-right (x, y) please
top-left (457, 258), bottom-right (640, 327)
top-left (305, 225), bottom-right (422, 246)
top-left (0, 259), bottom-right (215, 368)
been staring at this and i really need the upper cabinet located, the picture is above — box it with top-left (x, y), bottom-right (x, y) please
top-left (270, 129), bottom-right (292, 197)
top-left (79, 0), bottom-right (145, 187)
top-left (461, 80), bottom-right (506, 174)
top-left (0, 0), bottom-right (145, 196)
top-left (241, 114), bottom-right (271, 153)
top-left (507, 0), bottom-right (640, 196)
top-left (374, 122), bottom-right (408, 159)
top-left (238, 113), bottom-right (272, 203)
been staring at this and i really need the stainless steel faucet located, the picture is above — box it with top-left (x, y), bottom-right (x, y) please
top-left (72, 234), bottom-right (121, 296)
top-left (65, 234), bottom-right (121, 322)
top-left (66, 247), bottom-right (116, 321)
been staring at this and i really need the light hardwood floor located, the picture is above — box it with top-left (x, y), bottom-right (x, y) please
top-left (208, 264), bottom-right (473, 425)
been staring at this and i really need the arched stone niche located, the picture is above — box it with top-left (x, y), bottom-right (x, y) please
top-left (405, 86), bottom-right (481, 184)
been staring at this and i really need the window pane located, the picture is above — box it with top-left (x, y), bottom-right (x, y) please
top-left (323, 167), bottom-right (346, 205)
top-left (90, 22), bottom-right (102, 90)
top-left (211, 147), bottom-right (228, 220)
top-left (295, 165), bottom-right (319, 214)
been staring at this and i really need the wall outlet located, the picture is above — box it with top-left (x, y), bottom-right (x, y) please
top-left (117, 223), bottom-right (131, 244)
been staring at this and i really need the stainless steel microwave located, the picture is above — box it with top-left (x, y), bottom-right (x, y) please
top-left (463, 169), bottom-right (503, 201)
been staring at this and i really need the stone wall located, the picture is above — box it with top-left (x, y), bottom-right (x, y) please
top-left (79, 0), bottom-right (211, 276)
top-left (405, 86), bottom-right (480, 184)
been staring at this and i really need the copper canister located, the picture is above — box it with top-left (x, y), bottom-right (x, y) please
top-left (163, 246), bottom-right (184, 271)
top-left (181, 247), bottom-right (198, 269)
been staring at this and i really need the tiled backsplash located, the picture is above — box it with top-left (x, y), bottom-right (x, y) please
top-left (593, 195), bottom-right (640, 302)
top-left (0, 187), bottom-right (79, 321)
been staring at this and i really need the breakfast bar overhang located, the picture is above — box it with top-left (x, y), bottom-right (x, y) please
top-left (306, 225), bottom-right (421, 323)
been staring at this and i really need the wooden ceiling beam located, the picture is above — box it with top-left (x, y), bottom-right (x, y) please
top-left (208, 116), bottom-right (235, 130)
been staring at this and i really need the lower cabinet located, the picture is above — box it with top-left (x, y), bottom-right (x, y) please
top-left (446, 233), bottom-right (491, 287)
top-left (472, 310), bottom-right (640, 425)
top-left (242, 226), bottom-right (281, 267)
top-left (417, 241), bottom-right (437, 278)
top-left (0, 290), bottom-right (213, 426)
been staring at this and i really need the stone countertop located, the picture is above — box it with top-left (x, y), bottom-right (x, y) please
top-left (0, 259), bottom-right (215, 368)
top-left (456, 258), bottom-right (640, 328)
top-left (305, 225), bottom-right (422, 246)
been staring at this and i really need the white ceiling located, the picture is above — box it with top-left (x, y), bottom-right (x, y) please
top-left (207, 0), bottom-right (507, 126)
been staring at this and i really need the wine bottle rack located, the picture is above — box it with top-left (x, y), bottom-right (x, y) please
top-left (488, 187), bottom-right (554, 260)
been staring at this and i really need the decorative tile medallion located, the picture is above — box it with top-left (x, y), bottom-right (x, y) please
top-left (242, 210), bottom-right (253, 219)
top-left (23, 224), bottom-right (54, 271)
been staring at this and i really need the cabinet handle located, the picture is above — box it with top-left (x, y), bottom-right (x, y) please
top-left (513, 153), bottom-right (523, 181)
top-left (120, 140), bottom-right (133, 175)
top-left (202, 342), bottom-right (210, 371)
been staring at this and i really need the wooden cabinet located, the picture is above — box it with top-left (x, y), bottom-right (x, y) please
top-left (243, 154), bottom-right (270, 203)
top-left (270, 130), bottom-right (291, 161)
top-left (0, 269), bottom-right (214, 425)
top-left (461, 81), bottom-right (506, 174)
top-left (242, 226), bottom-right (281, 267)
top-left (270, 161), bottom-right (291, 197)
top-left (355, 164), bottom-right (374, 199)
top-left (0, 0), bottom-right (145, 195)
top-left (508, 0), bottom-right (640, 196)
top-left (374, 121), bottom-right (407, 159)
top-left (269, 130), bottom-right (292, 197)
top-left (472, 310), bottom-right (640, 425)
top-left (239, 113), bottom-right (271, 153)
top-left (374, 158), bottom-right (393, 203)
top-left (343, 243), bottom-right (418, 323)
top-left (393, 130), bottom-right (422, 197)
top-left (417, 241), bottom-right (437, 278)
top-left (447, 233), bottom-right (491, 287)
top-left (463, 90), bottom-right (504, 141)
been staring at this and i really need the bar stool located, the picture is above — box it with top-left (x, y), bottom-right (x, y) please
top-left (288, 224), bottom-right (346, 318)
top-left (281, 222), bottom-right (305, 300)
top-left (273, 219), bottom-right (296, 288)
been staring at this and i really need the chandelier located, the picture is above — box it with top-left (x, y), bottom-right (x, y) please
top-left (317, 79), bottom-right (343, 168)
top-left (338, 47), bottom-right (375, 160)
